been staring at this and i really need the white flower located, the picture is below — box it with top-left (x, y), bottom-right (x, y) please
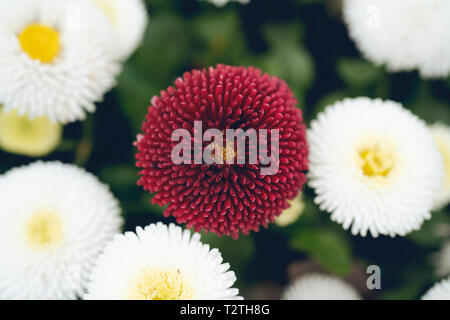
top-left (433, 241), bottom-right (450, 278)
top-left (0, 0), bottom-right (121, 124)
top-left (429, 123), bottom-right (450, 210)
top-left (282, 273), bottom-right (361, 300)
top-left (343, 0), bottom-right (450, 78)
top-left (0, 161), bottom-right (122, 300)
top-left (422, 277), bottom-right (450, 300)
top-left (202, 0), bottom-right (250, 7)
top-left (275, 193), bottom-right (305, 227)
top-left (0, 108), bottom-right (62, 157)
top-left (308, 98), bottom-right (444, 237)
top-left (92, 0), bottom-right (148, 60)
top-left (85, 222), bottom-right (242, 300)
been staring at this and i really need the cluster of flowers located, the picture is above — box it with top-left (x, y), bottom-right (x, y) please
top-left (0, 0), bottom-right (148, 156)
top-left (344, 0), bottom-right (450, 79)
top-left (0, 0), bottom-right (450, 300)
top-left (0, 163), bottom-right (242, 299)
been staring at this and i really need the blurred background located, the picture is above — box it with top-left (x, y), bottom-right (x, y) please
top-left (2, 0), bottom-right (450, 299)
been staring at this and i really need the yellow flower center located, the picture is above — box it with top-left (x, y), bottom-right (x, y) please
top-left (19, 24), bottom-right (60, 63)
top-left (220, 143), bottom-right (236, 163)
top-left (94, 0), bottom-right (118, 26)
top-left (26, 212), bottom-right (63, 249)
top-left (209, 141), bottom-right (236, 164)
top-left (359, 145), bottom-right (394, 177)
top-left (127, 269), bottom-right (195, 300)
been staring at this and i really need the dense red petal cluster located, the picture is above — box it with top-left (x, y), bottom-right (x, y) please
top-left (136, 64), bottom-right (308, 238)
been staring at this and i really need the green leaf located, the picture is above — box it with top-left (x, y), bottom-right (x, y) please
top-left (290, 229), bottom-right (352, 276)
top-left (194, 10), bottom-right (249, 66)
top-left (259, 22), bottom-right (314, 100)
top-left (99, 164), bottom-right (139, 189)
top-left (380, 282), bottom-right (424, 300)
top-left (264, 47), bottom-right (314, 88)
top-left (336, 57), bottom-right (384, 88)
top-left (133, 13), bottom-right (191, 84)
top-left (262, 22), bottom-right (305, 48)
top-left (380, 265), bottom-right (432, 300)
top-left (409, 82), bottom-right (450, 123)
top-left (145, 0), bottom-right (176, 11)
top-left (117, 14), bottom-right (190, 134)
top-left (116, 66), bottom-right (159, 134)
top-left (407, 210), bottom-right (450, 248)
top-left (312, 89), bottom-right (350, 120)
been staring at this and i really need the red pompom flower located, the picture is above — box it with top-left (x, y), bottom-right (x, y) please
top-left (136, 65), bottom-right (308, 238)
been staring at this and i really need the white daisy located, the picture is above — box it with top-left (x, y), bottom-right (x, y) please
top-left (282, 273), bottom-right (361, 300)
top-left (433, 241), bottom-right (450, 278)
top-left (202, 0), bottom-right (250, 7)
top-left (0, 161), bottom-right (122, 300)
top-left (308, 97), bottom-right (444, 237)
top-left (430, 123), bottom-right (450, 210)
top-left (0, 0), bottom-right (121, 124)
top-left (0, 107), bottom-right (62, 157)
top-left (343, 0), bottom-right (450, 78)
top-left (275, 192), bottom-right (305, 227)
top-left (92, 0), bottom-right (148, 60)
top-left (85, 222), bottom-right (242, 300)
top-left (421, 277), bottom-right (450, 300)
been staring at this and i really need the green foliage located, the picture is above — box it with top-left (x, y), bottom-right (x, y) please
top-left (99, 164), bottom-right (139, 189)
top-left (409, 82), bottom-right (450, 124)
top-left (408, 210), bottom-right (450, 248)
top-left (336, 57), bottom-right (384, 89)
top-left (257, 22), bottom-right (315, 106)
top-left (290, 228), bottom-right (352, 276)
top-left (312, 89), bottom-right (350, 119)
top-left (194, 10), bottom-right (248, 66)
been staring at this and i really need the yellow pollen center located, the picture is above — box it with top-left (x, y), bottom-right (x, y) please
top-left (19, 24), bottom-right (60, 63)
top-left (220, 143), bottom-right (236, 163)
top-left (26, 212), bottom-right (62, 249)
top-left (359, 145), bottom-right (394, 177)
top-left (209, 142), bottom-right (236, 164)
top-left (128, 269), bottom-right (195, 300)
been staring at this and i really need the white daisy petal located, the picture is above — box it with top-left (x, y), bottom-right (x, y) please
top-left (343, 0), bottom-right (450, 78)
top-left (92, 0), bottom-right (148, 60)
top-left (308, 98), bottom-right (444, 237)
top-left (421, 277), bottom-right (450, 300)
top-left (0, 0), bottom-right (121, 124)
top-left (429, 123), bottom-right (450, 210)
top-left (0, 161), bottom-right (122, 300)
top-left (282, 273), bottom-right (361, 300)
top-left (85, 222), bottom-right (242, 300)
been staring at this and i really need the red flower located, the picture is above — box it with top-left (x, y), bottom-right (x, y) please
top-left (136, 65), bottom-right (308, 239)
